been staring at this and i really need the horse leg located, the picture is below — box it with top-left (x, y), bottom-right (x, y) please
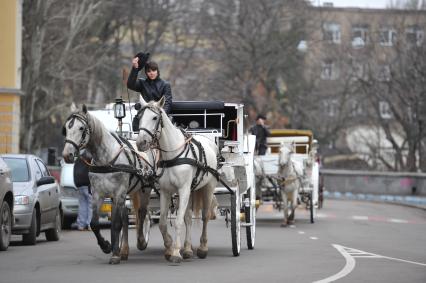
top-left (182, 195), bottom-right (193, 260)
top-left (119, 202), bottom-right (129, 261)
top-left (159, 192), bottom-right (173, 261)
top-left (109, 195), bottom-right (126, 264)
top-left (136, 189), bottom-right (151, 251)
top-left (197, 184), bottom-right (215, 259)
top-left (280, 190), bottom-right (288, 227)
top-left (169, 187), bottom-right (191, 264)
top-left (90, 193), bottom-right (111, 254)
top-left (288, 189), bottom-right (298, 225)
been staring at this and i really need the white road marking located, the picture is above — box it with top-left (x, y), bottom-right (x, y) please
top-left (298, 231), bottom-right (305, 234)
top-left (313, 244), bottom-right (426, 283)
top-left (388, 218), bottom-right (408, 223)
top-left (313, 244), bottom-right (355, 283)
top-left (310, 237), bottom-right (318, 240)
top-left (352, 216), bottom-right (368, 220)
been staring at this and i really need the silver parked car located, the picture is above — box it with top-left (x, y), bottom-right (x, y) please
top-left (60, 162), bottom-right (79, 228)
top-left (0, 156), bottom-right (13, 251)
top-left (1, 154), bottom-right (62, 245)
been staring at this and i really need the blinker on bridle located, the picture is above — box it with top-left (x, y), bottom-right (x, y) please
top-left (63, 113), bottom-right (91, 152)
top-left (137, 105), bottom-right (163, 149)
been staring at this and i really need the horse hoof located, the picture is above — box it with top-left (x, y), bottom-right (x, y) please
top-left (196, 248), bottom-right (208, 259)
top-left (287, 220), bottom-right (295, 225)
top-left (109, 256), bottom-right (121, 265)
top-left (182, 249), bottom-right (193, 259)
top-left (164, 253), bottom-right (172, 261)
top-left (120, 254), bottom-right (128, 261)
top-left (137, 240), bottom-right (148, 251)
top-left (169, 255), bottom-right (182, 264)
top-left (280, 223), bottom-right (287, 228)
top-left (101, 241), bottom-right (112, 254)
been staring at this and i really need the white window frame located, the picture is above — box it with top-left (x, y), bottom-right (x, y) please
top-left (379, 28), bottom-right (397, 46)
top-left (378, 65), bottom-right (391, 81)
top-left (324, 99), bottom-right (338, 117)
top-left (352, 25), bottom-right (369, 48)
top-left (323, 22), bottom-right (341, 44)
top-left (321, 59), bottom-right (339, 80)
top-left (405, 26), bottom-right (424, 46)
top-left (379, 101), bottom-right (392, 119)
top-left (350, 100), bottom-right (363, 116)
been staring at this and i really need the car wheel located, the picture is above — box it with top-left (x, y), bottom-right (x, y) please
top-left (22, 209), bottom-right (37, 245)
top-left (0, 201), bottom-right (12, 251)
top-left (46, 207), bottom-right (61, 241)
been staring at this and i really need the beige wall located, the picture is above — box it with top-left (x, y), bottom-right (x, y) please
top-left (0, 0), bottom-right (22, 153)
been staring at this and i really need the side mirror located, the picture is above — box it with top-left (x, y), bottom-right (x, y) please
top-left (37, 176), bottom-right (55, 186)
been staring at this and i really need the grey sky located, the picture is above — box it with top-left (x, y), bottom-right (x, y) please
top-left (314, 0), bottom-right (389, 8)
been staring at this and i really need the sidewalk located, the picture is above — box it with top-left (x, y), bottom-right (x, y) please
top-left (324, 191), bottom-right (426, 210)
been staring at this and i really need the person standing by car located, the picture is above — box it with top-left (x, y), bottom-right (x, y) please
top-left (127, 52), bottom-right (173, 131)
top-left (73, 151), bottom-right (92, 231)
top-left (250, 114), bottom-right (270, 155)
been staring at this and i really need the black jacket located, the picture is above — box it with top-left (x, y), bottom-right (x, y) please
top-left (73, 157), bottom-right (90, 188)
top-left (249, 124), bottom-right (270, 148)
top-left (127, 67), bottom-right (173, 114)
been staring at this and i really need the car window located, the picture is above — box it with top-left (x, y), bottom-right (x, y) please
top-left (35, 159), bottom-right (50, 177)
top-left (0, 157), bottom-right (8, 171)
top-left (3, 157), bottom-right (30, 182)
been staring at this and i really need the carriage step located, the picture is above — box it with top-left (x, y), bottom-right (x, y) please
top-left (241, 222), bottom-right (253, 227)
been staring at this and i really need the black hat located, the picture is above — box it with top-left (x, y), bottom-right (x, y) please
top-left (256, 114), bottom-right (267, 120)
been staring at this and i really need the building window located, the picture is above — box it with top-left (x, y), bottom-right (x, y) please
top-left (406, 26), bottom-right (424, 46)
top-left (379, 28), bottom-right (397, 46)
top-left (351, 60), bottom-right (365, 80)
top-left (352, 24), bottom-right (369, 47)
top-left (324, 99), bottom-right (338, 117)
top-left (350, 100), bottom-right (363, 116)
top-left (377, 65), bottom-right (391, 81)
top-left (379, 101), bottom-right (392, 119)
top-left (321, 59), bottom-right (339, 80)
top-left (323, 22), bottom-right (341, 44)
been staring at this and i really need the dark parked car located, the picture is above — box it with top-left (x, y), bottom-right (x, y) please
top-left (1, 154), bottom-right (62, 245)
top-left (0, 156), bottom-right (13, 251)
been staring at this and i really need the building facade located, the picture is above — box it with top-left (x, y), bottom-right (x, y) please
top-left (303, 6), bottom-right (426, 171)
top-left (0, 0), bottom-right (23, 153)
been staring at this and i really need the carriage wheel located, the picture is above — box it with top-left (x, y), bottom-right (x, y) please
top-left (231, 191), bottom-right (241, 256)
top-left (143, 212), bottom-right (151, 246)
top-left (245, 187), bottom-right (256, 250)
top-left (310, 192), bottom-right (315, 224)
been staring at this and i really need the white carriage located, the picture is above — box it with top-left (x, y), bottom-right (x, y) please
top-left (90, 101), bottom-right (257, 256)
top-left (257, 129), bottom-right (320, 223)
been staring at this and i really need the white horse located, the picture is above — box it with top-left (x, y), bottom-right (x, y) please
top-left (135, 97), bottom-right (218, 264)
top-left (62, 105), bottom-right (154, 264)
top-left (277, 142), bottom-right (303, 227)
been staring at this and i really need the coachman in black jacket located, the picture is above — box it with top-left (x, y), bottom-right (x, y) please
top-left (127, 52), bottom-right (173, 114)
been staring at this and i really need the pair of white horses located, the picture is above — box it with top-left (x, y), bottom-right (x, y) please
top-left (62, 97), bottom-right (218, 264)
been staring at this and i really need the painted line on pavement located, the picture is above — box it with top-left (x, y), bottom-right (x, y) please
top-left (314, 244), bottom-right (426, 283)
top-left (310, 237), bottom-right (318, 240)
top-left (313, 244), bottom-right (355, 283)
top-left (352, 215), bottom-right (368, 220)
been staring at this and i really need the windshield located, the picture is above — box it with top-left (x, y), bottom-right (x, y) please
top-left (3, 157), bottom-right (30, 182)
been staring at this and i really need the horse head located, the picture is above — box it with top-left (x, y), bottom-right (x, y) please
top-left (62, 104), bottom-right (91, 163)
top-left (135, 96), bottom-right (165, 151)
top-left (278, 142), bottom-right (294, 168)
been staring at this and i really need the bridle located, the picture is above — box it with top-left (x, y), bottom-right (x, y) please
top-left (137, 105), bottom-right (164, 150)
top-left (62, 113), bottom-right (92, 153)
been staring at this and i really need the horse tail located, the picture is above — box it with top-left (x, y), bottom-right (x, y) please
top-left (192, 191), bottom-right (217, 220)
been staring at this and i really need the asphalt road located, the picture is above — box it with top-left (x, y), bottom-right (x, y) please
top-left (0, 199), bottom-right (425, 283)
